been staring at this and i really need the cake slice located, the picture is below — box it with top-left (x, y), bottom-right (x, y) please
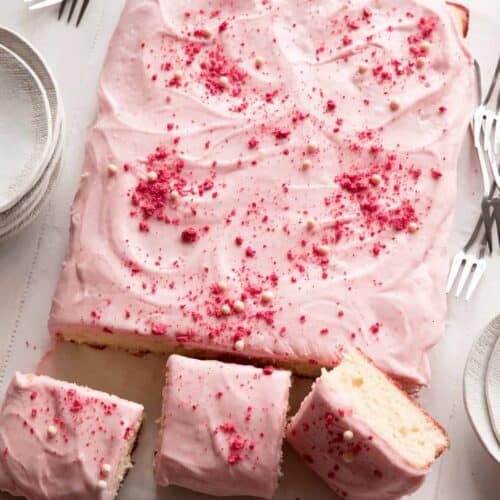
top-left (154, 355), bottom-right (291, 498)
top-left (0, 373), bottom-right (144, 500)
top-left (286, 349), bottom-right (449, 500)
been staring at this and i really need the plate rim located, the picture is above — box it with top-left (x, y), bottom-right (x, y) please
top-left (0, 42), bottom-right (53, 213)
top-left (463, 314), bottom-right (500, 463)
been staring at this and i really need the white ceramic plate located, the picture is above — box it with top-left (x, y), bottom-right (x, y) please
top-left (0, 116), bottom-right (63, 239)
top-left (464, 314), bottom-right (500, 463)
top-left (0, 26), bottom-right (63, 167)
top-left (0, 43), bottom-right (53, 212)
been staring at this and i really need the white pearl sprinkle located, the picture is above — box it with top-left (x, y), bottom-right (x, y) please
top-left (255, 56), bottom-right (265, 69)
top-left (302, 159), bottom-right (312, 170)
top-left (307, 141), bottom-right (319, 154)
top-left (343, 430), bottom-right (354, 441)
top-left (173, 69), bottom-right (183, 80)
top-left (218, 281), bottom-right (228, 293)
top-left (100, 463), bottom-right (111, 477)
top-left (221, 304), bottom-right (231, 316)
top-left (389, 99), bottom-right (400, 111)
top-left (408, 222), bottom-right (418, 233)
top-left (97, 480), bottom-right (107, 490)
top-left (420, 41), bottom-right (431, 54)
top-left (47, 425), bottom-right (57, 438)
top-left (219, 76), bottom-right (229, 88)
top-left (200, 28), bottom-right (212, 38)
top-left (306, 220), bottom-right (316, 231)
top-left (107, 163), bottom-right (118, 176)
top-left (358, 63), bottom-right (368, 74)
top-left (147, 171), bottom-right (158, 181)
top-left (261, 291), bottom-right (274, 304)
top-left (318, 244), bottom-right (330, 256)
top-left (416, 57), bottom-right (425, 69)
top-left (233, 300), bottom-right (245, 313)
top-left (342, 452), bottom-right (355, 463)
top-left (370, 174), bottom-right (382, 187)
top-left (170, 190), bottom-right (180, 203)
top-left (234, 339), bottom-right (245, 351)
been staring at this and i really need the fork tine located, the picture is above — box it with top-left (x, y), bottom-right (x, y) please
top-left (481, 195), bottom-right (494, 252)
top-left (455, 258), bottom-right (474, 297)
top-left (76, 0), bottom-right (89, 26)
top-left (484, 56), bottom-right (500, 105)
top-left (465, 260), bottom-right (486, 301)
top-left (58, 0), bottom-right (67, 19)
top-left (67, 0), bottom-right (78, 23)
top-left (446, 251), bottom-right (465, 293)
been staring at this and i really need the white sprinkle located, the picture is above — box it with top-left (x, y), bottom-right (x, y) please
top-left (97, 480), bottom-right (107, 490)
top-left (342, 452), bottom-right (355, 463)
top-left (408, 222), bottom-right (418, 233)
top-left (100, 463), bottom-right (111, 477)
top-left (221, 304), bottom-right (231, 316)
top-left (234, 339), bottom-right (245, 351)
top-left (261, 291), bottom-right (274, 304)
top-left (416, 57), bottom-right (425, 69)
top-left (318, 244), bottom-right (330, 256)
top-left (173, 69), bottom-right (183, 80)
top-left (218, 281), bottom-right (228, 293)
top-left (420, 41), bottom-right (431, 54)
top-left (219, 76), bottom-right (229, 88)
top-left (147, 171), bottom-right (158, 181)
top-left (107, 163), bottom-right (118, 176)
top-left (302, 159), bottom-right (312, 170)
top-left (389, 99), bottom-right (400, 111)
top-left (233, 300), bottom-right (245, 313)
top-left (255, 56), bottom-right (265, 69)
top-left (370, 174), bottom-right (382, 187)
top-left (343, 430), bottom-right (354, 441)
top-left (358, 63), bottom-right (368, 74)
top-left (306, 220), bottom-right (316, 231)
top-left (307, 141), bottom-right (319, 154)
top-left (170, 190), bottom-right (180, 203)
top-left (47, 425), bottom-right (57, 438)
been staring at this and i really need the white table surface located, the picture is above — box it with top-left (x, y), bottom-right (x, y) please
top-left (0, 1), bottom-right (499, 499)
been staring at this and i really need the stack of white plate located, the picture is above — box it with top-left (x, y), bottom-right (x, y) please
top-left (0, 26), bottom-right (64, 241)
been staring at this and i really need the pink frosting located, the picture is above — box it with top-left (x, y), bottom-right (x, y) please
top-left (286, 374), bottom-right (426, 500)
top-left (49, 0), bottom-right (475, 386)
top-left (0, 373), bottom-right (143, 500)
top-left (154, 355), bottom-right (291, 498)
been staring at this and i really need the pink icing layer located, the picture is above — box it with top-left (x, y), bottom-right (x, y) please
top-left (286, 374), bottom-right (426, 500)
top-left (154, 355), bottom-right (291, 498)
top-left (49, 0), bottom-right (475, 386)
top-left (0, 373), bottom-right (143, 500)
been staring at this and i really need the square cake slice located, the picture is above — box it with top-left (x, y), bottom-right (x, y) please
top-left (286, 349), bottom-right (449, 500)
top-left (0, 373), bottom-right (144, 500)
top-left (154, 355), bottom-right (291, 498)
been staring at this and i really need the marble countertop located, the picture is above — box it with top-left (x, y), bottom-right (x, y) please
top-left (0, 1), bottom-right (499, 499)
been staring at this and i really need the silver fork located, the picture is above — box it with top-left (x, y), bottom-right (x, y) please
top-left (26, 0), bottom-right (90, 27)
top-left (446, 189), bottom-right (494, 301)
top-left (447, 60), bottom-right (498, 301)
top-left (474, 56), bottom-right (500, 193)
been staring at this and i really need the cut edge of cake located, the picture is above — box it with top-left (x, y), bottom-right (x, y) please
top-left (112, 408), bottom-right (144, 498)
top-left (56, 329), bottom-right (324, 378)
top-left (318, 349), bottom-right (449, 470)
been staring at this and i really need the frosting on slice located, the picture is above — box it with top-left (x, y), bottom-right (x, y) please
top-left (0, 373), bottom-right (143, 500)
top-left (155, 355), bottom-right (291, 499)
